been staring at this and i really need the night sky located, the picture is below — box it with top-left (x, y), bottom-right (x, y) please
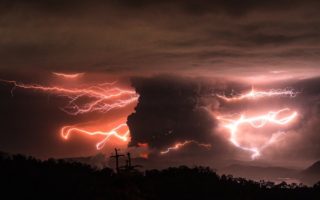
top-left (1, 0), bottom-right (320, 170)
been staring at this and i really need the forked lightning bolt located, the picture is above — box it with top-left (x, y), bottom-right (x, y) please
top-left (160, 140), bottom-right (212, 155)
top-left (0, 78), bottom-right (138, 149)
top-left (217, 108), bottom-right (297, 159)
top-left (1, 79), bottom-right (138, 115)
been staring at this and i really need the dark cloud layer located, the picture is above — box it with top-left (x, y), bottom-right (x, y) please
top-left (127, 76), bottom-right (217, 149)
top-left (0, 0), bottom-right (319, 78)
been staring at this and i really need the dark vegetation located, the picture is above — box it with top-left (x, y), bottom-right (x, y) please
top-left (1, 154), bottom-right (320, 200)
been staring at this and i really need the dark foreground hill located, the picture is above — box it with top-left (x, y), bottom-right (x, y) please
top-left (1, 154), bottom-right (320, 200)
top-left (63, 153), bottom-right (109, 169)
top-left (63, 153), bottom-right (320, 185)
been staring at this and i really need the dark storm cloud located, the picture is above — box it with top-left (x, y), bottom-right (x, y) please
top-left (127, 75), bottom-right (241, 159)
top-left (0, 0), bottom-right (320, 76)
top-left (127, 75), bottom-right (252, 164)
top-left (127, 75), bottom-right (215, 149)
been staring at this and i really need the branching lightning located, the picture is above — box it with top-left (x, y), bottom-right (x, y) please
top-left (217, 87), bottom-right (298, 102)
top-left (160, 140), bottom-right (212, 155)
top-left (1, 79), bottom-right (138, 115)
top-left (61, 123), bottom-right (130, 150)
top-left (0, 78), bottom-right (138, 150)
top-left (215, 86), bottom-right (300, 159)
top-left (1, 77), bottom-right (301, 158)
top-left (217, 108), bottom-right (298, 159)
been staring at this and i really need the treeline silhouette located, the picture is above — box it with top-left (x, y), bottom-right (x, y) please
top-left (1, 154), bottom-right (320, 200)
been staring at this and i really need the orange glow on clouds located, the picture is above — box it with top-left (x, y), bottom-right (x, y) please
top-left (139, 152), bottom-right (149, 159)
top-left (138, 143), bottom-right (149, 148)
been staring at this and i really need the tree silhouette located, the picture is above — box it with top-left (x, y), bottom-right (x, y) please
top-left (0, 153), bottom-right (320, 200)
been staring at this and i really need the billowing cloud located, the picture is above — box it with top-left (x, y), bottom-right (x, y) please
top-left (127, 75), bottom-right (216, 148)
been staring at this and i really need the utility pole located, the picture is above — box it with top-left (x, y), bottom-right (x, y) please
top-left (127, 152), bottom-right (132, 169)
top-left (122, 152), bottom-right (142, 171)
top-left (110, 148), bottom-right (124, 174)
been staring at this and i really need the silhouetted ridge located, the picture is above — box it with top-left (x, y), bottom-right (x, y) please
top-left (0, 153), bottom-right (320, 200)
top-left (301, 161), bottom-right (320, 185)
top-left (305, 161), bottom-right (320, 174)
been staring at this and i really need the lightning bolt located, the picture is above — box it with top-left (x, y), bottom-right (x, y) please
top-left (61, 123), bottom-right (130, 150)
top-left (160, 140), bottom-right (212, 155)
top-left (217, 87), bottom-right (298, 102)
top-left (52, 72), bottom-right (84, 79)
top-left (1, 79), bottom-right (138, 115)
top-left (217, 108), bottom-right (298, 159)
top-left (1, 78), bottom-right (138, 149)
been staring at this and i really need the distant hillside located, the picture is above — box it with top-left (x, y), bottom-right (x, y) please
top-left (301, 161), bottom-right (320, 185)
top-left (220, 164), bottom-right (300, 184)
top-left (304, 161), bottom-right (320, 174)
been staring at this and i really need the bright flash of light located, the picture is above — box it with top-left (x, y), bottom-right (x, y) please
top-left (52, 72), bottom-right (84, 79)
top-left (217, 108), bottom-right (297, 159)
top-left (0, 78), bottom-right (138, 150)
top-left (1, 79), bottom-right (138, 115)
top-left (217, 87), bottom-right (298, 102)
top-left (160, 140), bottom-right (212, 155)
top-left (61, 123), bottom-right (130, 150)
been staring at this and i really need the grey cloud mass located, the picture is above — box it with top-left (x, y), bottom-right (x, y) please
top-left (0, 0), bottom-right (320, 78)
